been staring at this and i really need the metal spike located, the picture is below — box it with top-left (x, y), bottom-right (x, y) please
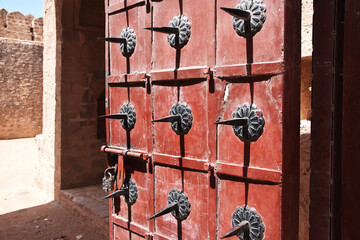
top-left (98, 37), bottom-right (127, 44)
top-left (99, 114), bottom-right (128, 120)
top-left (220, 221), bottom-right (250, 239)
top-left (220, 7), bottom-right (251, 21)
top-left (215, 117), bottom-right (249, 126)
top-left (102, 189), bottom-right (127, 199)
top-left (153, 115), bottom-right (181, 123)
top-left (144, 27), bottom-right (179, 34)
top-left (148, 202), bottom-right (178, 220)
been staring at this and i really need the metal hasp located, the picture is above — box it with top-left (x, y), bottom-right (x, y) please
top-left (100, 102), bottom-right (137, 131)
top-left (221, 205), bottom-right (265, 240)
top-left (222, 0), bottom-right (267, 38)
top-left (145, 15), bottom-right (191, 49)
top-left (153, 102), bottom-right (193, 135)
top-left (102, 166), bottom-right (117, 192)
top-left (148, 188), bottom-right (191, 221)
top-left (217, 103), bottom-right (265, 142)
top-left (103, 178), bottom-right (138, 205)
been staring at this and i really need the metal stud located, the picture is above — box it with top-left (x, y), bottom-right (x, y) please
top-left (221, 0), bottom-right (267, 38)
top-left (99, 102), bottom-right (137, 131)
top-left (103, 178), bottom-right (138, 205)
top-left (153, 102), bottom-right (193, 135)
top-left (145, 15), bottom-right (191, 49)
top-left (221, 205), bottom-right (265, 240)
top-left (148, 188), bottom-right (191, 221)
top-left (99, 27), bottom-right (137, 57)
top-left (216, 103), bottom-right (265, 142)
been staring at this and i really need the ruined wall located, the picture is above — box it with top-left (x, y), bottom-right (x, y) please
top-left (0, 9), bottom-right (43, 41)
top-left (0, 9), bottom-right (44, 140)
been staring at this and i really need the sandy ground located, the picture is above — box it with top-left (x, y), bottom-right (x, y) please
top-left (0, 138), bottom-right (52, 214)
top-left (0, 138), bottom-right (108, 240)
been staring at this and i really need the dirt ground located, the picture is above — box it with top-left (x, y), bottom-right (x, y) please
top-left (0, 201), bottom-right (108, 240)
top-left (0, 138), bottom-right (108, 240)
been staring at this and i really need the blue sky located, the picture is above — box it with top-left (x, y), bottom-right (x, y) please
top-left (0, 0), bottom-right (43, 18)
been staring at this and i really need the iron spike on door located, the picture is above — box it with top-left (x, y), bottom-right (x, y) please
top-left (145, 15), bottom-right (191, 49)
top-left (153, 102), bottom-right (193, 135)
top-left (216, 102), bottom-right (265, 142)
top-left (103, 178), bottom-right (138, 205)
top-left (221, 0), bottom-right (267, 38)
top-left (221, 205), bottom-right (265, 240)
top-left (99, 27), bottom-right (136, 57)
top-left (99, 102), bottom-right (137, 131)
top-left (148, 188), bottom-right (191, 221)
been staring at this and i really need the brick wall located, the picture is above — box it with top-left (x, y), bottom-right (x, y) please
top-left (0, 9), bottom-right (43, 139)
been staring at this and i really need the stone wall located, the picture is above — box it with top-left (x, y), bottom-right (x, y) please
top-left (0, 9), bottom-right (43, 140)
top-left (0, 9), bottom-right (43, 41)
top-left (0, 38), bottom-right (43, 139)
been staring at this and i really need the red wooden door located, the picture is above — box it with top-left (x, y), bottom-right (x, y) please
top-left (102, 0), bottom-right (300, 239)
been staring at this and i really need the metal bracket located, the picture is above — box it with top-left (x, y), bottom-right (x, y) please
top-left (221, 205), bottom-right (265, 240)
top-left (153, 102), bottom-right (193, 135)
top-left (148, 188), bottom-right (191, 221)
top-left (222, 0), bottom-right (267, 38)
top-left (145, 15), bottom-right (191, 49)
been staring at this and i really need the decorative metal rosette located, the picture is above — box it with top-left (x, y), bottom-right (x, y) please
top-left (170, 102), bottom-right (193, 135)
top-left (167, 15), bottom-right (191, 49)
top-left (167, 188), bottom-right (191, 221)
top-left (232, 102), bottom-right (265, 142)
top-left (119, 27), bottom-right (136, 57)
top-left (232, 0), bottom-right (267, 38)
top-left (231, 205), bottom-right (265, 240)
top-left (119, 102), bottom-right (137, 131)
top-left (121, 178), bottom-right (138, 205)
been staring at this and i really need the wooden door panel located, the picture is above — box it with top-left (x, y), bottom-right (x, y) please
top-left (109, 86), bottom-right (150, 152)
top-left (153, 166), bottom-right (210, 240)
top-left (112, 160), bottom-right (152, 231)
top-left (151, 0), bottom-right (215, 72)
top-left (217, 179), bottom-right (281, 240)
top-left (216, 0), bottom-right (284, 68)
top-left (114, 224), bottom-right (145, 240)
top-left (217, 76), bottom-right (283, 172)
top-left (109, 6), bottom-right (150, 77)
top-left (153, 82), bottom-right (209, 160)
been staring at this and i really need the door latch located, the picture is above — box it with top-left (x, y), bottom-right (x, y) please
top-left (99, 27), bottom-right (136, 57)
top-left (221, 205), bottom-right (265, 240)
top-left (145, 15), bottom-right (191, 49)
top-left (153, 102), bottom-right (193, 135)
top-left (103, 178), bottom-right (138, 205)
top-left (100, 102), bottom-right (137, 131)
top-left (215, 102), bottom-right (265, 142)
top-left (221, 0), bottom-right (267, 38)
top-left (148, 188), bottom-right (191, 221)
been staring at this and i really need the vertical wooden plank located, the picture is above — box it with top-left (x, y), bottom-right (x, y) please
top-left (282, 0), bottom-right (301, 239)
top-left (342, 0), bottom-right (360, 238)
